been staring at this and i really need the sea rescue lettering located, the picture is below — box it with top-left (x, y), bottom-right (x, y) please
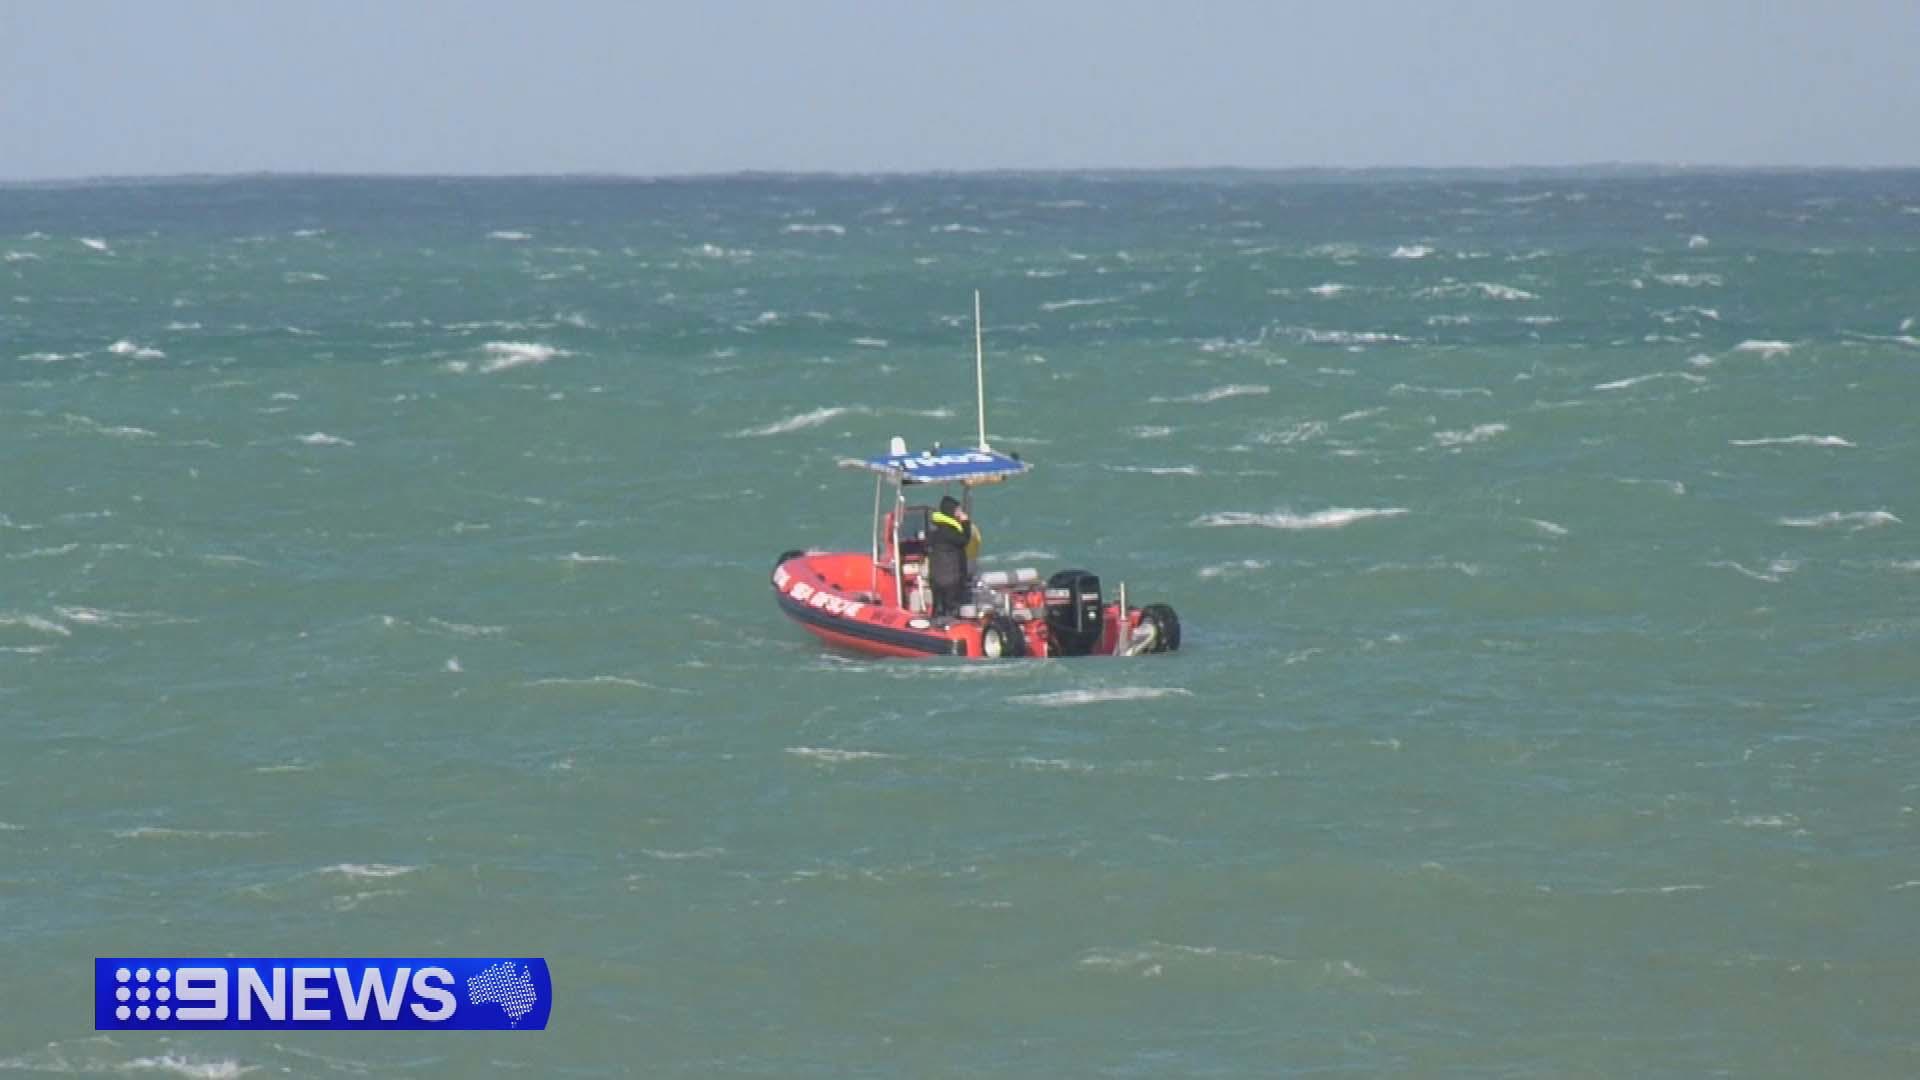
top-left (786, 581), bottom-right (861, 618)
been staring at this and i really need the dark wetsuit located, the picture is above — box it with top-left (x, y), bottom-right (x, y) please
top-left (927, 510), bottom-right (974, 617)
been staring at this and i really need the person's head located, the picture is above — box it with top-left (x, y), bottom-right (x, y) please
top-left (939, 495), bottom-right (961, 517)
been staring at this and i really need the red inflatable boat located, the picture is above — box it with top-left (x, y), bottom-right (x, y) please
top-left (770, 295), bottom-right (1181, 660)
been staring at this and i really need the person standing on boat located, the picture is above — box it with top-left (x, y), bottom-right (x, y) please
top-left (927, 494), bottom-right (976, 617)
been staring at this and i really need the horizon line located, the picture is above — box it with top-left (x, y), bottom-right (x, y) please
top-left (5, 162), bottom-right (1920, 189)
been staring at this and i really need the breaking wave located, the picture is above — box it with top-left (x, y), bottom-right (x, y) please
top-left (1192, 508), bottom-right (1408, 530)
top-left (1729, 435), bottom-right (1854, 448)
top-left (1777, 511), bottom-right (1900, 530)
top-left (1149, 384), bottom-right (1269, 404)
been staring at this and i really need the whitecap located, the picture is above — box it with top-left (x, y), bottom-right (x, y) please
top-left (1198, 559), bottom-right (1269, 578)
top-left (1290, 327), bottom-right (1410, 346)
top-left (782, 223), bottom-right (846, 235)
top-left (932, 223), bottom-right (986, 234)
top-left (296, 432), bottom-right (353, 447)
top-left (1255, 420), bottom-right (1325, 446)
top-left (1149, 384), bottom-right (1269, 404)
top-left (107, 340), bottom-right (165, 360)
top-left (1307, 283), bottom-right (1350, 298)
top-left (557, 552), bottom-right (621, 564)
top-left (1527, 518), bottom-right (1569, 537)
top-left (487, 230), bottom-right (532, 240)
top-left (1710, 560), bottom-right (1799, 584)
top-left (1729, 435), bottom-right (1854, 448)
top-left (1131, 425), bottom-right (1173, 439)
top-left (1390, 245), bottom-right (1433, 259)
top-left (785, 747), bottom-right (899, 763)
top-left (1656, 273), bottom-right (1722, 288)
top-left (523, 675), bottom-right (654, 689)
top-left (641, 847), bottom-right (725, 860)
top-left (1733, 340), bottom-right (1792, 357)
top-left (1593, 371), bottom-right (1707, 391)
top-left (318, 862), bottom-right (417, 879)
top-left (1007, 687), bottom-right (1193, 707)
top-left (1106, 464), bottom-right (1201, 476)
top-left (1388, 383), bottom-right (1491, 399)
top-left (0, 612), bottom-right (73, 637)
top-left (732, 405), bottom-right (862, 437)
top-left (977, 549), bottom-right (1057, 564)
top-left (851, 337), bottom-right (889, 348)
top-left (1777, 511), bottom-right (1899, 530)
top-left (80, 237), bottom-right (111, 253)
top-left (1433, 422), bottom-right (1509, 447)
top-left (112, 826), bottom-right (265, 840)
top-left (479, 341), bottom-right (566, 373)
top-left (119, 1055), bottom-right (258, 1079)
top-left (1040, 296), bottom-right (1120, 312)
top-left (1416, 282), bottom-right (1537, 301)
top-left (1192, 507), bottom-right (1408, 530)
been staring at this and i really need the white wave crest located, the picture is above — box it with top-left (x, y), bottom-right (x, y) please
top-left (319, 862), bottom-right (417, 879)
top-left (1192, 507), bottom-right (1408, 530)
top-left (1291, 327), bottom-right (1410, 346)
top-left (1149, 384), bottom-right (1269, 404)
top-left (1040, 296), bottom-right (1120, 312)
top-left (297, 432), bottom-right (353, 447)
top-left (733, 405), bottom-right (863, 437)
top-left (782, 223), bottom-right (846, 235)
top-left (112, 826), bottom-right (264, 841)
top-left (1389, 383), bottom-right (1491, 398)
top-left (1007, 687), bottom-right (1194, 707)
top-left (80, 237), bottom-right (111, 252)
top-left (1528, 518), bottom-right (1570, 537)
top-left (1308, 283), bottom-right (1350, 298)
top-left (0, 612), bottom-right (72, 637)
top-left (1733, 340), bottom-right (1793, 357)
top-left (1390, 245), bottom-right (1433, 259)
top-left (1433, 423), bottom-right (1509, 447)
top-left (1198, 559), bottom-right (1269, 578)
top-left (1778, 511), bottom-right (1900, 530)
top-left (487, 230), bottom-right (531, 240)
top-left (1656, 273), bottom-right (1722, 288)
top-left (786, 747), bottom-right (899, 763)
top-left (479, 341), bottom-right (566, 373)
top-left (1710, 559), bottom-right (1799, 584)
top-left (1106, 464), bottom-right (1201, 476)
top-left (1416, 282), bottom-right (1537, 301)
top-left (120, 1055), bottom-right (258, 1079)
top-left (1594, 372), bottom-right (1708, 391)
top-left (107, 340), bottom-right (165, 360)
top-left (1729, 435), bottom-right (1853, 448)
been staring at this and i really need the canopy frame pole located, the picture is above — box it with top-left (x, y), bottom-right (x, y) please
top-left (974, 290), bottom-right (989, 451)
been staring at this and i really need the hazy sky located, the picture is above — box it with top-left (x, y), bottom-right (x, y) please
top-left (3, 1), bottom-right (1916, 179)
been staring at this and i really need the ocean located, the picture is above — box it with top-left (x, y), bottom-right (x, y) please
top-left (2, 171), bottom-right (1917, 1076)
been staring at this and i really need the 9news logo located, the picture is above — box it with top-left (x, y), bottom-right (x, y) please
top-left (95, 958), bottom-right (551, 1031)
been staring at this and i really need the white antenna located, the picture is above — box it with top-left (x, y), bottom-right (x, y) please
top-left (973, 289), bottom-right (989, 450)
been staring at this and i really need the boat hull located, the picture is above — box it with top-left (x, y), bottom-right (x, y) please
top-left (772, 551), bottom-right (1163, 660)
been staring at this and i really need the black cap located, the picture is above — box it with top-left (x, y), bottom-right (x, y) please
top-left (939, 495), bottom-right (961, 514)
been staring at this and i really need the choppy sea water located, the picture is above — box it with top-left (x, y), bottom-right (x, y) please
top-left (3, 172), bottom-right (1918, 1076)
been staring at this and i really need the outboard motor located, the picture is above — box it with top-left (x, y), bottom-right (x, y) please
top-left (1045, 569), bottom-right (1104, 656)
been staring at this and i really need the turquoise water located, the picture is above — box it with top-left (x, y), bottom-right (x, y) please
top-left (3, 172), bottom-right (1919, 1076)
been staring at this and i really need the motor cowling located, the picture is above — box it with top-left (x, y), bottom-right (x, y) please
top-left (1045, 569), bottom-right (1104, 656)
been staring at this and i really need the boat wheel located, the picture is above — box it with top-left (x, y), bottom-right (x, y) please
top-left (1139, 604), bottom-right (1181, 653)
top-left (980, 615), bottom-right (1027, 659)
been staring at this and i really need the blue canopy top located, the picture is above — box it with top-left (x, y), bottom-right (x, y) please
top-left (844, 447), bottom-right (1031, 484)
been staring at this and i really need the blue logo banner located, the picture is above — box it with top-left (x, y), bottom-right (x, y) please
top-left (94, 958), bottom-right (551, 1031)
